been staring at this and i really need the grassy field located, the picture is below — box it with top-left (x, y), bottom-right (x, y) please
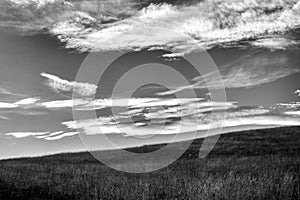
top-left (0, 127), bottom-right (299, 200)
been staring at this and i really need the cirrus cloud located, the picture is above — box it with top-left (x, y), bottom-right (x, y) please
top-left (14, 97), bottom-right (40, 105)
top-left (5, 130), bottom-right (79, 140)
top-left (41, 72), bottom-right (97, 97)
top-left (158, 52), bottom-right (300, 95)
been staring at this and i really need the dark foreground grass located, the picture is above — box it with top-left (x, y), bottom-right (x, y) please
top-left (0, 127), bottom-right (299, 200)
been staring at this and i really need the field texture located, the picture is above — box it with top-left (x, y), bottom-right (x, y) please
top-left (0, 127), bottom-right (299, 200)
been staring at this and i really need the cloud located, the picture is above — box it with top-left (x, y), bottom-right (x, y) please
top-left (0, 88), bottom-right (26, 97)
top-left (40, 97), bottom-right (206, 111)
top-left (0, 110), bottom-right (49, 117)
top-left (41, 72), bottom-right (97, 96)
top-left (0, 97), bottom-right (44, 119)
top-left (5, 130), bottom-right (79, 140)
top-left (40, 98), bottom-right (110, 110)
top-left (43, 132), bottom-right (79, 140)
top-left (285, 111), bottom-right (300, 116)
top-left (276, 102), bottom-right (300, 110)
top-left (0, 115), bottom-right (10, 120)
top-left (5, 131), bottom-right (50, 138)
top-left (219, 116), bottom-right (300, 128)
top-left (0, 97), bottom-right (40, 108)
top-left (36, 131), bottom-right (78, 140)
top-left (158, 52), bottom-right (300, 95)
top-left (1, 0), bottom-right (300, 55)
top-left (62, 113), bottom-right (300, 137)
top-left (0, 102), bottom-right (19, 108)
top-left (41, 99), bottom-right (83, 109)
top-left (4, 102), bottom-right (299, 139)
top-left (49, 1), bottom-right (300, 56)
top-left (9, 0), bottom-right (67, 8)
top-left (14, 97), bottom-right (40, 105)
top-left (61, 100), bottom-right (276, 136)
top-left (250, 37), bottom-right (300, 50)
top-left (35, 131), bottom-right (64, 139)
top-left (0, 0), bottom-right (134, 34)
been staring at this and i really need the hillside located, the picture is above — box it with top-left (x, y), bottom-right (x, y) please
top-left (0, 126), bottom-right (299, 200)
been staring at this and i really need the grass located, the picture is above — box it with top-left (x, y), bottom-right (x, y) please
top-left (0, 126), bottom-right (299, 200)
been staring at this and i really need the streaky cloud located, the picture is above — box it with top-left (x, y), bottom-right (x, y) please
top-left (5, 131), bottom-right (50, 138)
top-left (41, 97), bottom-right (205, 110)
top-left (277, 102), bottom-right (300, 110)
top-left (0, 88), bottom-right (26, 97)
top-left (6, 130), bottom-right (79, 140)
top-left (14, 97), bottom-right (40, 105)
top-left (43, 132), bottom-right (79, 140)
top-left (158, 52), bottom-right (300, 95)
top-left (61, 101), bottom-right (276, 136)
top-left (285, 111), bottom-right (300, 116)
top-left (35, 131), bottom-right (64, 138)
top-left (9, 0), bottom-right (65, 7)
top-left (0, 115), bottom-right (10, 120)
top-left (0, 102), bottom-right (19, 108)
top-left (36, 131), bottom-right (79, 140)
top-left (41, 72), bottom-right (97, 97)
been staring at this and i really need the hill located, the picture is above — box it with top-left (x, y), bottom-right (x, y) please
top-left (0, 126), bottom-right (299, 200)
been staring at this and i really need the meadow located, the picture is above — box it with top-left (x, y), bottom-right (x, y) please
top-left (0, 126), bottom-right (299, 200)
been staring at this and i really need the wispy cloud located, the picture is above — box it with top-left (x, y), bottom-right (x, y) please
top-left (1, 0), bottom-right (300, 55)
top-left (285, 111), bottom-right (300, 116)
top-left (9, 0), bottom-right (68, 8)
top-left (35, 131), bottom-right (64, 139)
top-left (41, 99), bottom-right (82, 109)
top-left (218, 116), bottom-right (300, 128)
top-left (2, 69), bottom-right (300, 140)
top-left (0, 97), bottom-right (43, 119)
top-left (272, 101), bottom-right (300, 117)
top-left (0, 97), bottom-right (41, 109)
top-left (6, 130), bottom-right (79, 140)
top-left (0, 102), bottom-right (19, 108)
top-left (14, 97), bottom-right (40, 105)
top-left (158, 52), bottom-right (300, 95)
top-left (41, 72), bottom-right (97, 97)
top-left (276, 102), bottom-right (300, 110)
top-left (62, 112), bottom-right (300, 137)
top-left (4, 103), bottom-right (299, 140)
top-left (43, 132), bottom-right (79, 140)
top-left (250, 37), bottom-right (300, 50)
top-left (0, 88), bottom-right (26, 97)
top-left (5, 131), bottom-right (50, 138)
top-left (0, 115), bottom-right (10, 120)
top-left (61, 101), bottom-right (278, 137)
top-left (35, 131), bottom-right (78, 140)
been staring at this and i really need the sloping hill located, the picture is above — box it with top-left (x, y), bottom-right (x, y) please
top-left (0, 126), bottom-right (299, 200)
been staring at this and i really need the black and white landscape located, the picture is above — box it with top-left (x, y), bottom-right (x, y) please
top-left (0, 0), bottom-right (299, 199)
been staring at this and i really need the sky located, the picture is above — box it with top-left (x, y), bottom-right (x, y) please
top-left (0, 0), bottom-right (300, 158)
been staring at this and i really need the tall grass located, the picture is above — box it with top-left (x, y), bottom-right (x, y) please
top-left (0, 127), bottom-right (299, 200)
